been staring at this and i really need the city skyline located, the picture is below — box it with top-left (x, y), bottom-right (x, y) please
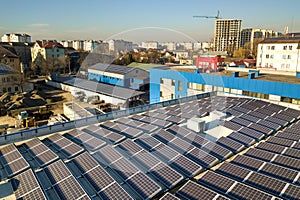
top-left (1, 0), bottom-right (300, 43)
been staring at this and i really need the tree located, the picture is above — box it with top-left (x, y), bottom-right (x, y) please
top-left (233, 47), bottom-right (250, 59)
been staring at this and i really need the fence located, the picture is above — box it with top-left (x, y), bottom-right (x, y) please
top-left (0, 92), bottom-right (214, 145)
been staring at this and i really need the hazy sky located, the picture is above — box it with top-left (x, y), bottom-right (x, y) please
top-left (1, 0), bottom-right (300, 43)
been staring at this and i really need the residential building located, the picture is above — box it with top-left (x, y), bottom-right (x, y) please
top-left (256, 37), bottom-right (300, 71)
top-left (107, 39), bottom-right (133, 52)
top-left (0, 42), bottom-right (34, 71)
top-left (0, 46), bottom-right (20, 72)
top-left (150, 65), bottom-right (300, 105)
top-left (87, 63), bottom-right (149, 90)
top-left (1, 33), bottom-right (31, 43)
top-left (176, 42), bottom-right (193, 50)
top-left (31, 41), bottom-right (65, 73)
top-left (159, 42), bottom-right (176, 51)
top-left (72, 40), bottom-right (84, 51)
top-left (141, 41), bottom-right (159, 49)
top-left (0, 63), bottom-right (21, 94)
top-left (241, 28), bottom-right (280, 50)
top-left (60, 40), bottom-right (73, 48)
top-left (213, 19), bottom-right (242, 54)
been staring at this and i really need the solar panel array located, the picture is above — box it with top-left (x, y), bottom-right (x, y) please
top-left (44, 133), bottom-right (84, 159)
top-left (21, 138), bottom-right (59, 168)
top-left (2, 95), bottom-right (300, 200)
top-left (11, 169), bottom-right (46, 200)
top-left (0, 144), bottom-right (29, 177)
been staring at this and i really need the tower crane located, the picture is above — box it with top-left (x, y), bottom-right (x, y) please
top-left (193, 10), bottom-right (220, 19)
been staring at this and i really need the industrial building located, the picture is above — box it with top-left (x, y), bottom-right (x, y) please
top-left (87, 63), bottom-right (149, 90)
top-left (150, 66), bottom-right (300, 105)
top-left (0, 91), bottom-right (300, 199)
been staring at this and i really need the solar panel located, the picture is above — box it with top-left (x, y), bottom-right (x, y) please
top-left (283, 148), bottom-right (300, 159)
top-left (72, 152), bottom-right (99, 173)
top-left (223, 120), bottom-right (243, 131)
top-left (275, 131), bottom-right (300, 142)
top-left (248, 111), bottom-right (268, 120)
top-left (109, 157), bottom-right (139, 181)
top-left (284, 108), bottom-right (300, 119)
top-left (130, 115), bottom-right (172, 128)
top-left (227, 132), bottom-right (256, 146)
top-left (131, 150), bottom-right (161, 171)
top-left (230, 117), bottom-right (252, 127)
top-left (273, 112), bottom-right (295, 123)
top-left (245, 171), bottom-right (287, 196)
top-left (53, 176), bottom-right (90, 200)
top-left (115, 117), bottom-right (159, 133)
top-left (84, 166), bottom-right (116, 193)
top-left (228, 182), bottom-right (275, 200)
top-left (93, 145), bottom-right (122, 166)
top-left (230, 154), bottom-right (263, 171)
top-left (185, 148), bottom-right (219, 168)
top-left (260, 162), bottom-right (299, 183)
top-left (11, 169), bottom-right (46, 200)
top-left (239, 114), bottom-right (261, 123)
top-left (135, 136), bottom-right (161, 151)
top-left (265, 116), bottom-right (289, 127)
top-left (153, 129), bottom-right (176, 144)
top-left (177, 181), bottom-right (229, 200)
top-left (117, 139), bottom-right (143, 156)
top-left (199, 141), bottom-right (232, 160)
top-left (256, 107), bottom-right (277, 116)
top-left (244, 148), bottom-right (276, 162)
top-left (216, 162), bottom-right (251, 181)
top-left (266, 137), bottom-right (295, 147)
top-left (60, 143), bottom-right (84, 159)
top-left (44, 160), bottom-right (72, 184)
top-left (256, 142), bottom-right (286, 154)
top-left (151, 143), bottom-right (179, 162)
top-left (126, 172), bottom-right (162, 200)
top-left (169, 155), bottom-right (203, 178)
top-left (284, 127), bottom-right (300, 135)
top-left (257, 120), bottom-right (281, 131)
top-left (216, 137), bottom-right (245, 153)
top-left (238, 127), bottom-right (265, 140)
top-left (248, 123), bottom-right (273, 136)
top-left (98, 182), bottom-right (134, 200)
top-left (282, 184), bottom-right (300, 200)
top-left (149, 162), bottom-right (184, 189)
top-left (272, 154), bottom-right (300, 171)
top-left (0, 144), bottom-right (30, 177)
top-left (198, 170), bottom-right (235, 193)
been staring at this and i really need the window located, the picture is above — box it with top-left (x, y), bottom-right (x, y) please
top-left (10, 59), bottom-right (14, 62)
top-left (171, 93), bottom-right (174, 99)
top-left (266, 54), bottom-right (269, 59)
top-left (289, 45), bottom-right (293, 50)
top-left (281, 64), bottom-right (285, 69)
top-left (287, 55), bottom-right (291, 59)
top-left (160, 91), bottom-right (163, 97)
top-left (15, 86), bottom-right (19, 92)
top-left (270, 55), bottom-right (274, 59)
top-left (8, 87), bottom-right (11, 92)
top-left (160, 78), bottom-right (164, 84)
top-left (271, 46), bottom-right (275, 50)
top-left (171, 80), bottom-right (175, 86)
top-left (267, 46), bottom-right (270, 50)
top-left (281, 96), bottom-right (292, 103)
top-left (282, 55), bottom-right (286, 59)
top-left (286, 64), bottom-right (290, 69)
top-left (178, 81), bottom-right (182, 91)
top-left (57, 49), bottom-right (59, 52)
top-left (3, 88), bottom-right (6, 93)
top-left (260, 54), bottom-right (262, 58)
top-left (6, 77), bottom-right (10, 82)
top-left (283, 46), bottom-right (287, 50)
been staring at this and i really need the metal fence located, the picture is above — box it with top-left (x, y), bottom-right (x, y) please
top-left (0, 92), bottom-right (214, 145)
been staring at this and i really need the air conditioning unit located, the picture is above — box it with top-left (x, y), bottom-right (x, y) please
top-left (187, 117), bottom-right (205, 132)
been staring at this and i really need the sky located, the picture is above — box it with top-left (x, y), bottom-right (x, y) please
top-left (1, 0), bottom-right (300, 43)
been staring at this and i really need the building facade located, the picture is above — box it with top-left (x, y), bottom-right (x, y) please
top-left (150, 67), bottom-right (300, 105)
top-left (1, 33), bottom-right (31, 43)
top-left (213, 19), bottom-right (242, 54)
top-left (31, 41), bottom-right (65, 73)
top-left (241, 28), bottom-right (280, 49)
top-left (0, 46), bottom-right (20, 72)
top-left (108, 39), bottom-right (133, 53)
top-left (0, 63), bottom-right (21, 95)
top-left (256, 37), bottom-right (300, 71)
top-left (141, 41), bottom-right (159, 49)
top-left (87, 64), bottom-right (149, 90)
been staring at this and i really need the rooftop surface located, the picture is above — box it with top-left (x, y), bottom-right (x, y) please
top-left (153, 65), bottom-right (300, 84)
top-left (0, 94), bottom-right (300, 199)
top-left (89, 63), bottom-right (139, 75)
